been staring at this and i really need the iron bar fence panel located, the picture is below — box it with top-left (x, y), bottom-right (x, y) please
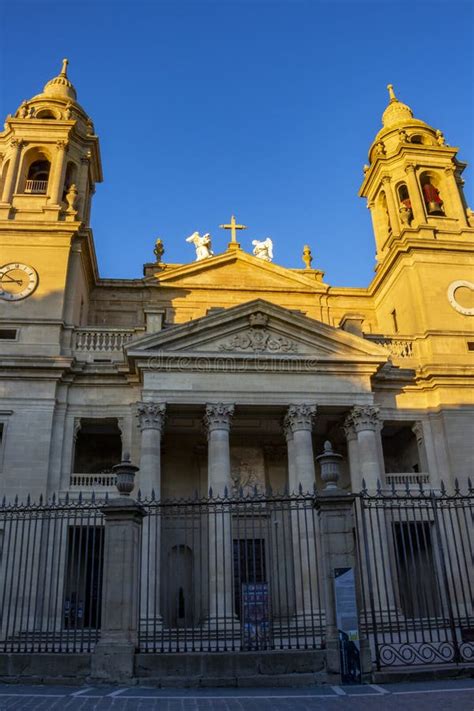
top-left (355, 482), bottom-right (474, 669)
top-left (0, 495), bottom-right (104, 653)
top-left (138, 490), bottom-right (325, 653)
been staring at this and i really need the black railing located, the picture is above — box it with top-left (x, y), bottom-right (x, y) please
top-left (0, 494), bottom-right (104, 653)
top-left (354, 480), bottom-right (474, 668)
top-left (138, 489), bottom-right (325, 653)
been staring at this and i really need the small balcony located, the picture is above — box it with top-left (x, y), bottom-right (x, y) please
top-left (23, 179), bottom-right (48, 194)
top-left (69, 472), bottom-right (117, 489)
top-left (385, 473), bottom-right (431, 490)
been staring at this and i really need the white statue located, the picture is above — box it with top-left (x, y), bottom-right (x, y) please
top-left (186, 231), bottom-right (213, 261)
top-left (252, 237), bottom-right (273, 262)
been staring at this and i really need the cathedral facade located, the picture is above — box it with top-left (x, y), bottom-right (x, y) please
top-left (0, 62), bottom-right (473, 675)
top-left (0, 62), bottom-right (472, 504)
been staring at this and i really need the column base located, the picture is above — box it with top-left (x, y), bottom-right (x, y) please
top-left (91, 641), bottom-right (135, 682)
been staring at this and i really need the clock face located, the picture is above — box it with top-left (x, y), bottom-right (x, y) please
top-left (0, 263), bottom-right (38, 301)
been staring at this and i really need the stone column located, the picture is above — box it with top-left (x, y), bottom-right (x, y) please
top-left (284, 404), bottom-right (317, 492)
top-left (405, 163), bottom-right (426, 226)
top-left (1, 139), bottom-right (23, 203)
top-left (343, 416), bottom-right (361, 492)
top-left (136, 402), bottom-right (166, 631)
top-left (203, 403), bottom-right (236, 628)
top-left (381, 175), bottom-right (400, 235)
top-left (283, 404), bottom-right (320, 628)
top-left (348, 406), bottom-right (383, 490)
top-left (316, 490), bottom-right (372, 680)
top-left (92, 491), bottom-right (145, 681)
top-left (136, 402), bottom-right (166, 496)
top-left (48, 140), bottom-right (68, 205)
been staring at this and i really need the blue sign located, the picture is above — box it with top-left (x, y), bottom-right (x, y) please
top-left (241, 582), bottom-right (272, 650)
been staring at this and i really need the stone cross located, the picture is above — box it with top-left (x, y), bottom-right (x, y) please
top-left (220, 214), bottom-right (246, 249)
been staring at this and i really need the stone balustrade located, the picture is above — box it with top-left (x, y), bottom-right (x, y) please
top-left (70, 472), bottom-right (117, 488)
top-left (385, 472), bottom-right (430, 488)
top-left (365, 335), bottom-right (415, 359)
top-left (74, 328), bottom-right (140, 353)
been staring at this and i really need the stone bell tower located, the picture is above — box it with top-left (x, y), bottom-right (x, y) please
top-left (0, 58), bottom-right (102, 223)
top-left (360, 84), bottom-right (474, 266)
top-left (0, 59), bottom-right (103, 334)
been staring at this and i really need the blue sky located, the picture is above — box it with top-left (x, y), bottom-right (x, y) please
top-left (2, 1), bottom-right (473, 286)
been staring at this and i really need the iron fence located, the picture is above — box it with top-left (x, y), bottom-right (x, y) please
top-left (138, 489), bottom-right (325, 652)
top-left (355, 481), bottom-right (474, 668)
top-left (0, 494), bottom-right (104, 653)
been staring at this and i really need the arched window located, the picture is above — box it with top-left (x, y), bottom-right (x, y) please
top-left (24, 156), bottom-right (51, 194)
top-left (35, 109), bottom-right (57, 120)
top-left (397, 183), bottom-right (413, 226)
top-left (420, 173), bottom-right (444, 215)
top-left (410, 135), bottom-right (424, 145)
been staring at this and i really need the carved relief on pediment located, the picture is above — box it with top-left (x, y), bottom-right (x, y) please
top-left (218, 328), bottom-right (298, 354)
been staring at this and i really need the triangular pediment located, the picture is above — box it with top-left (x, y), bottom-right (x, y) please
top-left (127, 299), bottom-right (388, 366)
top-left (148, 249), bottom-right (328, 293)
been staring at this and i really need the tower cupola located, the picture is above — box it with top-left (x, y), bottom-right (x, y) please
top-left (0, 59), bottom-right (102, 224)
top-left (360, 84), bottom-right (474, 265)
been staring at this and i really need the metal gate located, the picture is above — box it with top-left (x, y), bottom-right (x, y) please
top-left (354, 482), bottom-right (474, 668)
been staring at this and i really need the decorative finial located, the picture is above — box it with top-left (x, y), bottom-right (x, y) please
top-left (302, 245), bottom-right (313, 269)
top-left (154, 237), bottom-right (165, 263)
top-left (387, 83), bottom-right (397, 102)
top-left (60, 58), bottom-right (69, 77)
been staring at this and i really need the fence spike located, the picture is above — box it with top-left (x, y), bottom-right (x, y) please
top-left (440, 479), bottom-right (446, 495)
top-left (65, 492), bottom-right (69, 504)
top-left (361, 478), bottom-right (367, 494)
top-left (105, 491), bottom-right (109, 502)
top-left (419, 479), bottom-right (424, 495)
top-left (224, 485), bottom-right (229, 498)
top-left (209, 486), bottom-right (213, 499)
top-left (405, 478), bottom-right (410, 495)
top-left (151, 488), bottom-right (156, 501)
top-left (239, 485), bottom-right (244, 498)
top-left (27, 494), bottom-right (31, 506)
top-left (137, 488), bottom-right (142, 501)
top-left (91, 490), bottom-right (96, 502)
top-left (78, 491), bottom-right (83, 503)
top-left (1, 496), bottom-right (5, 508)
top-left (52, 492), bottom-right (56, 505)
top-left (253, 484), bottom-right (258, 497)
top-left (298, 482), bottom-right (303, 495)
top-left (391, 479), bottom-right (396, 495)
top-left (454, 478), bottom-right (460, 494)
top-left (14, 495), bottom-right (18, 506)
top-left (376, 479), bottom-right (382, 495)
top-left (468, 477), bottom-right (473, 494)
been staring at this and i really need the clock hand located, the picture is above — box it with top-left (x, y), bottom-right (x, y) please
top-left (0, 275), bottom-right (23, 285)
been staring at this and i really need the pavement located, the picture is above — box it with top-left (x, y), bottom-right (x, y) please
top-left (0, 679), bottom-right (473, 710)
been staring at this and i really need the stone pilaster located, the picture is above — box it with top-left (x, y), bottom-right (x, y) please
top-left (343, 416), bottom-right (360, 492)
top-left (1, 139), bottom-right (23, 204)
top-left (48, 140), bottom-right (68, 205)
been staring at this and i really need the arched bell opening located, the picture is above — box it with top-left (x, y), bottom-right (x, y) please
top-left (18, 147), bottom-right (52, 195)
top-left (420, 171), bottom-right (445, 216)
top-left (396, 182), bottom-right (413, 226)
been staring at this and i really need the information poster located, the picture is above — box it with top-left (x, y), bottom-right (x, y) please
top-left (334, 567), bottom-right (361, 683)
top-left (241, 582), bottom-right (272, 650)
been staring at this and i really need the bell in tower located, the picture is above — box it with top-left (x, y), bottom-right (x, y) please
top-left (359, 84), bottom-right (474, 265)
top-left (0, 59), bottom-right (102, 223)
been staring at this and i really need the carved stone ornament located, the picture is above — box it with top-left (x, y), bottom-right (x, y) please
top-left (283, 404), bottom-right (317, 433)
top-left (204, 403), bottom-right (235, 432)
top-left (136, 402), bottom-right (166, 431)
top-left (218, 328), bottom-right (297, 354)
top-left (248, 311), bottom-right (268, 328)
top-left (346, 405), bottom-right (381, 433)
top-left (411, 421), bottom-right (424, 445)
top-left (231, 447), bottom-right (265, 495)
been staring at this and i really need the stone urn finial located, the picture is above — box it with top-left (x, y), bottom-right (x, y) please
top-left (113, 452), bottom-right (139, 496)
top-left (316, 440), bottom-right (343, 490)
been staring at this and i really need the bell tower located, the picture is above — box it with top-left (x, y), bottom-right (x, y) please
top-left (0, 59), bottom-right (103, 340)
top-left (0, 58), bottom-right (102, 223)
top-left (360, 84), bottom-right (474, 265)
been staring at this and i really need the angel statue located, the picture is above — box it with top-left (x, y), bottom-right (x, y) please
top-left (252, 237), bottom-right (273, 262)
top-left (186, 231), bottom-right (213, 261)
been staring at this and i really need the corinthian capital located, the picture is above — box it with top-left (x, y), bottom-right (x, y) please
top-left (204, 403), bottom-right (235, 433)
top-left (136, 402), bottom-right (166, 431)
top-left (347, 405), bottom-right (381, 433)
top-left (284, 404), bottom-right (317, 433)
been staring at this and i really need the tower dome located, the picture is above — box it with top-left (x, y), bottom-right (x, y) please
top-left (381, 84), bottom-right (414, 128)
top-left (42, 58), bottom-right (77, 101)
